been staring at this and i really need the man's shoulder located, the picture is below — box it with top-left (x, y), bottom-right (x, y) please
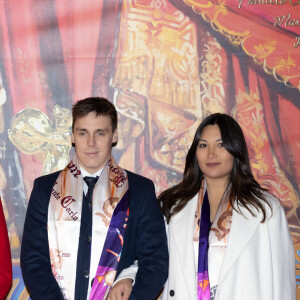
top-left (28, 171), bottom-right (62, 208)
top-left (125, 170), bottom-right (158, 208)
top-left (125, 170), bottom-right (154, 187)
top-left (34, 170), bottom-right (62, 186)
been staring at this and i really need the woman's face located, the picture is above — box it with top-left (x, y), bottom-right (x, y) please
top-left (196, 124), bottom-right (234, 184)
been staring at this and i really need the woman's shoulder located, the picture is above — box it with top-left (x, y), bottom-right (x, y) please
top-left (261, 191), bottom-right (281, 208)
top-left (260, 191), bottom-right (283, 219)
top-left (234, 190), bottom-right (283, 221)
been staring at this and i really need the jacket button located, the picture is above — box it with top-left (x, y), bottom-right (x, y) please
top-left (170, 290), bottom-right (175, 296)
top-left (86, 235), bottom-right (91, 242)
top-left (83, 270), bottom-right (89, 278)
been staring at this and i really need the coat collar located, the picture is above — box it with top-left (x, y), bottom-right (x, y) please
top-left (169, 191), bottom-right (262, 292)
top-left (218, 204), bottom-right (261, 283)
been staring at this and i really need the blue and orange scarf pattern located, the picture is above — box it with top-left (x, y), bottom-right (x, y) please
top-left (89, 191), bottom-right (130, 299)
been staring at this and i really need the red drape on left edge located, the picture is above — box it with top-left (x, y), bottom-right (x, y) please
top-left (0, 197), bottom-right (12, 299)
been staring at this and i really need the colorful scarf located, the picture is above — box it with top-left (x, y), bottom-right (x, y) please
top-left (89, 189), bottom-right (129, 299)
top-left (48, 155), bottom-right (129, 300)
top-left (197, 183), bottom-right (232, 300)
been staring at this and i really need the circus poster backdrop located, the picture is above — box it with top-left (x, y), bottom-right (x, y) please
top-left (0, 0), bottom-right (299, 298)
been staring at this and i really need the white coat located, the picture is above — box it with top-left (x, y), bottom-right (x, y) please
top-left (162, 192), bottom-right (296, 300)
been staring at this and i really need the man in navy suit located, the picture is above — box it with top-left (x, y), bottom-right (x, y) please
top-left (21, 97), bottom-right (168, 300)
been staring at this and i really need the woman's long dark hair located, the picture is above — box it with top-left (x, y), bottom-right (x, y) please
top-left (159, 113), bottom-right (271, 223)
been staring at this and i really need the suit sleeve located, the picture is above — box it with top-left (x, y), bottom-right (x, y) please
top-left (130, 180), bottom-right (168, 300)
top-left (268, 204), bottom-right (296, 300)
top-left (0, 198), bottom-right (12, 299)
top-left (21, 178), bottom-right (64, 300)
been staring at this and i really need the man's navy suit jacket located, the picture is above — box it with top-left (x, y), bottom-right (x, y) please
top-left (21, 170), bottom-right (168, 300)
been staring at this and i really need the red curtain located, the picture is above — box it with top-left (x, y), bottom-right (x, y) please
top-left (0, 0), bottom-right (122, 195)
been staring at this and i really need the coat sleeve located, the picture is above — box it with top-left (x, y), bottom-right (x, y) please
top-left (130, 179), bottom-right (169, 300)
top-left (20, 178), bottom-right (64, 300)
top-left (0, 198), bottom-right (12, 299)
top-left (268, 204), bottom-right (296, 300)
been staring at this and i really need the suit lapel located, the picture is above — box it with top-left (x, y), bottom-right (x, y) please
top-left (170, 193), bottom-right (198, 297)
top-left (218, 205), bottom-right (261, 283)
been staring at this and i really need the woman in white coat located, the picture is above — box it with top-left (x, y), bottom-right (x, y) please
top-left (159, 113), bottom-right (295, 300)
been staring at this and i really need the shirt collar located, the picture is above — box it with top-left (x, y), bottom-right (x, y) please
top-left (80, 166), bottom-right (104, 196)
top-left (80, 167), bottom-right (104, 178)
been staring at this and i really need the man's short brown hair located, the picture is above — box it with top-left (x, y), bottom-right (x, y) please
top-left (72, 97), bottom-right (117, 132)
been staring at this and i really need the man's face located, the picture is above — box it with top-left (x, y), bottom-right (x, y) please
top-left (71, 112), bottom-right (118, 173)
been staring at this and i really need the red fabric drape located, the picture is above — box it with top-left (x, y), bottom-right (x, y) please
top-left (174, 0), bottom-right (300, 90)
top-left (170, 0), bottom-right (300, 211)
top-left (0, 0), bottom-right (121, 195)
top-left (0, 0), bottom-right (50, 191)
top-left (0, 197), bottom-right (12, 299)
top-left (55, 0), bottom-right (104, 102)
